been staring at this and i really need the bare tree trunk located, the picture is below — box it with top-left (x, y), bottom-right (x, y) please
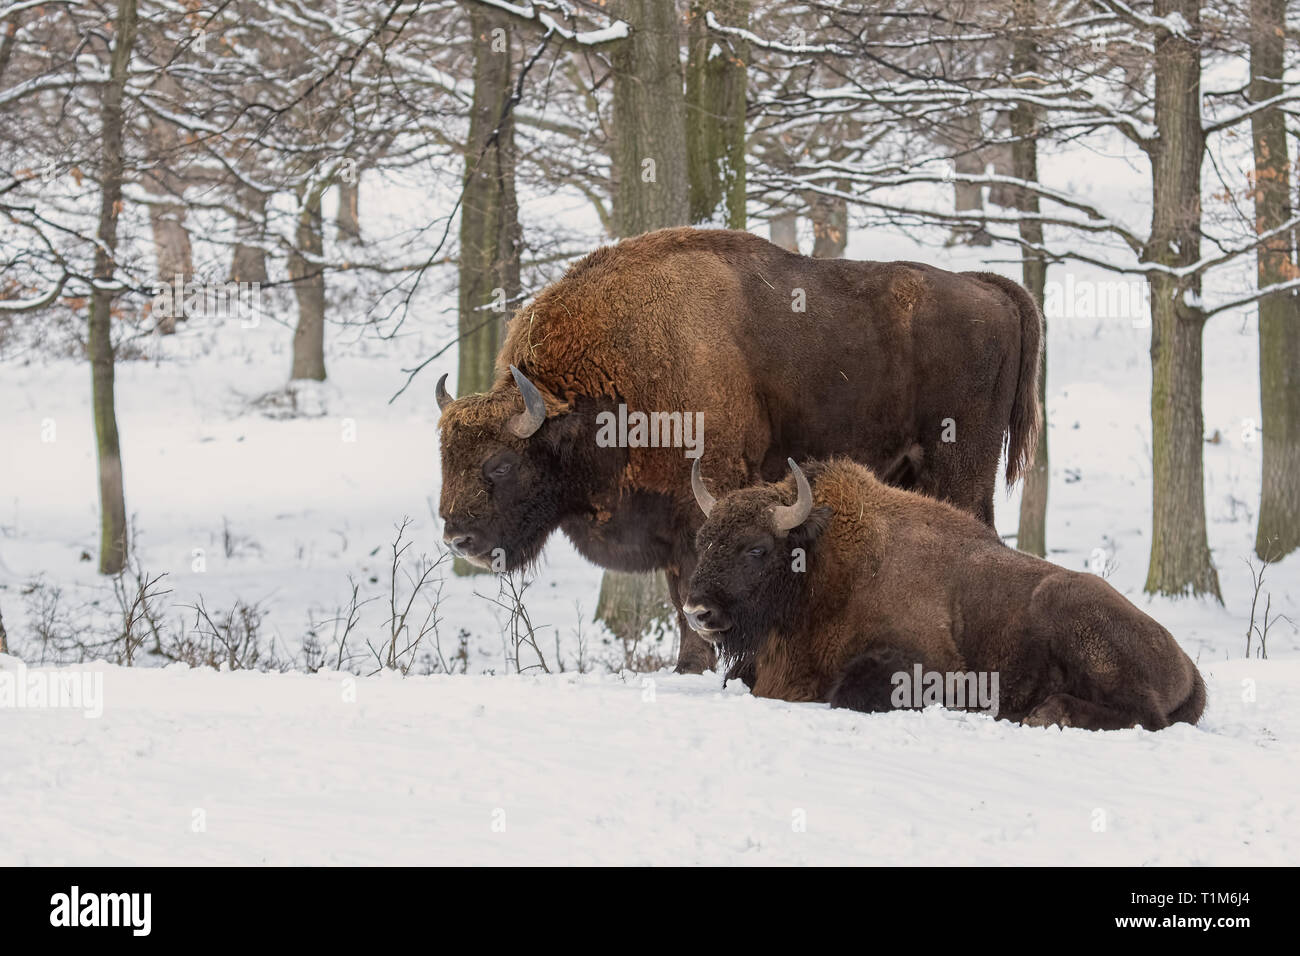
top-left (1143, 1), bottom-right (1219, 599)
top-left (454, 7), bottom-right (523, 577)
top-left (1250, 0), bottom-right (1300, 561)
top-left (142, 74), bottom-right (192, 334)
top-left (1011, 0), bottom-right (1048, 557)
top-left (596, 568), bottom-right (675, 666)
top-left (610, 0), bottom-right (689, 235)
top-left (149, 203), bottom-right (192, 285)
top-left (147, 201), bottom-right (192, 334)
top-left (336, 178), bottom-right (361, 242)
top-left (459, 7), bottom-right (520, 395)
top-left (600, 0), bottom-right (692, 666)
top-left (770, 210), bottom-right (799, 252)
top-left (809, 184), bottom-right (847, 258)
top-left (230, 185), bottom-right (269, 284)
top-left (685, 0), bottom-right (748, 228)
top-left (948, 110), bottom-right (993, 246)
top-left (289, 185), bottom-right (326, 381)
top-left (89, 0), bottom-right (137, 576)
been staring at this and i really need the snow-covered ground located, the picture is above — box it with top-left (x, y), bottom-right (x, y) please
top-left (1, 655), bottom-right (1294, 865)
top-left (2, 132), bottom-right (1298, 864)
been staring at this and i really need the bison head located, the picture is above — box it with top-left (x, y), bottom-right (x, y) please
top-left (683, 458), bottom-right (831, 675)
top-left (436, 365), bottom-right (579, 571)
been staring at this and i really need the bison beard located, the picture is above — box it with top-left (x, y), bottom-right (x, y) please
top-left (436, 227), bottom-right (1042, 673)
top-left (685, 457), bottom-right (1206, 731)
top-left (710, 546), bottom-right (806, 687)
top-left (699, 521), bottom-right (829, 687)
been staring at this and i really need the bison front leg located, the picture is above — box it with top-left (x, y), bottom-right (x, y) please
top-left (829, 644), bottom-right (935, 713)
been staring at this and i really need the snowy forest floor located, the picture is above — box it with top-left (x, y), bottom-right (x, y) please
top-left (2, 657), bottom-right (1294, 865)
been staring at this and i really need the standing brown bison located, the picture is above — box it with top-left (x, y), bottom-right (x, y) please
top-left (436, 227), bottom-right (1041, 672)
top-left (683, 457), bottom-right (1206, 730)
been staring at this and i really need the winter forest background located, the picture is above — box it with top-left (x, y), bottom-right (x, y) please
top-left (5, 0), bottom-right (1299, 672)
top-left (1, 0), bottom-right (1298, 667)
top-left (2, 0), bottom-right (1300, 866)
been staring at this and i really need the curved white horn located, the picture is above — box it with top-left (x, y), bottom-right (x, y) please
top-left (507, 365), bottom-right (546, 438)
top-left (691, 458), bottom-right (716, 517)
top-left (771, 458), bottom-right (813, 533)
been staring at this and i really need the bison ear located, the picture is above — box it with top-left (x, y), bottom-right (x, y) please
top-left (543, 407), bottom-right (583, 457)
top-left (786, 505), bottom-right (832, 551)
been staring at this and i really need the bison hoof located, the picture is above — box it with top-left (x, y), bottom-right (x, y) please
top-left (1022, 697), bottom-right (1073, 729)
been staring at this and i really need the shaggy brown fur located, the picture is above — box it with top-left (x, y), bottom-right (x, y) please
top-left (437, 227), bottom-right (1042, 672)
top-left (684, 458), bottom-right (1206, 731)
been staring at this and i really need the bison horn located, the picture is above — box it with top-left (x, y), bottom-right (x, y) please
top-left (507, 365), bottom-right (547, 438)
top-left (691, 458), bottom-right (716, 517)
top-left (435, 373), bottom-right (454, 411)
top-left (771, 458), bottom-right (813, 533)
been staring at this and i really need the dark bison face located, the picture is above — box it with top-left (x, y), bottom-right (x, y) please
top-left (437, 367), bottom-right (576, 571)
top-left (684, 459), bottom-right (830, 673)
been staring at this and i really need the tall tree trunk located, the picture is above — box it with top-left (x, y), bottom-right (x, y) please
top-left (230, 185), bottom-right (269, 284)
top-left (685, 0), bottom-right (748, 228)
top-left (809, 184), bottom-right (847, 258)
top-left (610, 0), bottom-right (689, 235)
top-left (1011, 0), bottom-right (1048, 557)
top-left (149, 203), bottom-right (192, 286)
top-left (949, 110), bottom-right (993, 246)
top-left (767, 132), bottom-right (801, 251)
top-left (770, 210), bottom-right (799, 252)
top-left (1250, 0), bottom-right (1300, 561)
top-left (337, 178), bottom-right (361, 242)
top-left (89, 0), bottom-right (137, 575)
top-left (143, 73), bottom-right (192, 334)
top-left (454, 8), bottom-right (523, 577)
top-left (147, 195), bottom-right (192, 335)
top-left (1143, 1), bottom-right (1220, 599)
top-left (459, 8), bottom-right (520, 397)
top-left (600, 0), bottom-right (692, 667)
top-left (289, 185), bottom-right (326, 381)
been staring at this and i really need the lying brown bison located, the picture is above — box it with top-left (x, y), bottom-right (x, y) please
top-left (436, 227), bottom-right (1041, 672)
top-left (683, 457), bottom-right (1206, 730)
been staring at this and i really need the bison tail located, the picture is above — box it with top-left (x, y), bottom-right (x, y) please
top-left (965, 272), bottom-right (1043, 486)
top-left (1169, 666), bottom-right (1207, 726)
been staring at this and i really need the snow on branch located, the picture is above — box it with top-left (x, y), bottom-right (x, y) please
top-left (463, 0), bottom-right (629, 48)
top-left (0, 0), bottom-right (77, 20)
top-left (784, 163), bottom-right (1145, 251)
top-left (758, 80), bottom-right (1157, 146)
top-left (1204, 86), bottom-right (1300, 135)
top-left (1091, 0), bottom-right (1192, 37)
top-left (703, 10), bottom-right (851, 56)
top-left (0, 274), bottom-right (69, 313)
top-left (1205, 277), bottom-right (1300, 318)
